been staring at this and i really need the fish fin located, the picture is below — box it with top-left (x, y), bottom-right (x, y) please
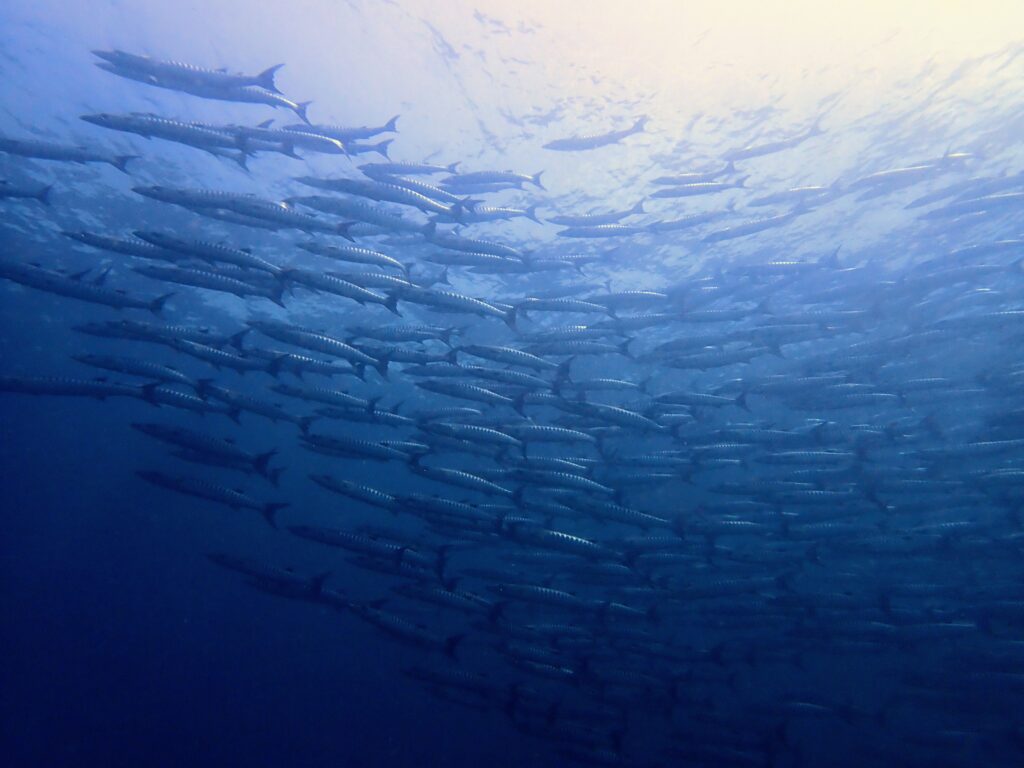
top-left (227, 328), bottom-right (251, 350)
top-left (268, 285), bottom-right (287, 308)
top-left (821, 245), bottom-right (842, 269)
top-left (443, 634), bottom-right (466, 660)
top-left (266, 353), bottom-right (290, 377)
top-left (336, 221), bottom-right (356, 242)
top-left (150, 292), bottom-right (174, 315)
top-left (253, 449), bottom-right (277, 478)
top-left (36, 184), bottom-right (54, 206)
top-left (374, 139), bottom-right (393, 158)
top-left (553, 356), bottom-right (573, 388)
top-left (293, 101), bottom-right (313, 124)
top-left (138, 382), bottom-right (161, 404)
top-left (524, 204), bottom-right (540, 223)
top-left (531, 171), bottom-right (545, 190)
top-left (511, 392), bottom-right (527, 417)
top-left (194, 378), bottom-right (216, 398)
top-left (486, 601), bottom-right (507, 624)
top-left (383, 293), bottom-right (401, 316)
top-left (91, 267), bottom-right (113, 286)
top-left (296, 415), bottom-right (316, 434)
top-left (279, 141), bottom-right (301, 159)
top-left (262, 502), bottom-right (289, 528)
top-left (502, 305), bottom-right (518, 332)
top-left (256, 64), bottom-right (284, 94)
top-left (446, 161), bottom-right (460, 173)
top-left (111, 155), bottom-right (138, 173)
top-left (383, 114), bottom-right (400, 133)
top-left (632, 115), bottom-right (649, 133)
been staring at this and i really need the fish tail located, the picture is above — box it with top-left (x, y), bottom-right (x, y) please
top-left (531, 170), bottom-right (545, 190)
top-left (253, 449), bottom-right (277, 478)
top-left (261, 502), bottom-right (289, 528)
top-left (443, 633), bottom-right (466, 660)
top-left (502, 305), bottom-right (518, 332)
top-left (553, 356), bottom-right (573, 390)
top-left (265, 353), bottom-right (290, 377)
top-left (293, 100), bottom-right (313, 124)
top-left (138, 381), bottom-right (161, 405)
top-left (269, 284), bottom-right (287, 308)
top-left (383, 114), bottom-right (400, 133)
top-left (336, 221), bottom-right (356, 242)
top-left (257, 63), bottom-right (285, 94)
top-left (227, 328), bottom-right (251, 351)
top-left (149, 292), bottom-right (174, 315)
top-left (511, 391), bottom-right (527, 417)
top-left (111, 154), bottom-right (138, 173)
top-left (309, 570), bottom-right (331, 596)
top-left (374, 139), bottom-right (393, 158)
top-left (267, 467), bottom-right (286, 488)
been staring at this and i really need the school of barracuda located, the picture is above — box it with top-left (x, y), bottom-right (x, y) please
top-left (2, 48), bottom-right (1024, 767)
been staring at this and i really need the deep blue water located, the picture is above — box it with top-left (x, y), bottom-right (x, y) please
top-left (2, 3), bottom-right (1024, 767)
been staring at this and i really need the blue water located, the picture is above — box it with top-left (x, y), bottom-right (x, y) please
top-left (2, 3), bottom-right (1024, 767)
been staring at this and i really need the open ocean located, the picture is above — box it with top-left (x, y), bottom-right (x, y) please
top-left (2, 3), bottom-right (1024, 766)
